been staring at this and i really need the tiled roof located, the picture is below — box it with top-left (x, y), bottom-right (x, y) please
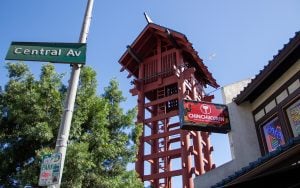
top-left (212, 136), bottom-right (300, 188)
top-left (234, 31), bottom-right (300, 104)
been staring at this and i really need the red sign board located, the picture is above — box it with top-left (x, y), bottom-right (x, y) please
top-left (180, 100), bottom-right (230, 133)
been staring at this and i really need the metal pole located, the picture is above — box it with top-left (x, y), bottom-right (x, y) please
top-left (50, 0), bottom-right (94, 187)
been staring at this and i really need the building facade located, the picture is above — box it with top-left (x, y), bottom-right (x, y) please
top-left (195, 31), bottom-right (300, 187)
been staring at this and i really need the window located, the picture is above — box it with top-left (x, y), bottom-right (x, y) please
top-left (262, 117), bottom-right (285, 152)
top-left (286, 99), bottom-right (300, 137)
top-left (253, 74), bottom-right (299, 154)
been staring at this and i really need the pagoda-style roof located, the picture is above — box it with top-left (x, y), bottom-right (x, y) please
top-left (118, 23), bottom-right (219, 88)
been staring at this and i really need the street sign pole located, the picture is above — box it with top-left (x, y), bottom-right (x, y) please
top-left (49, 0), bottom-right (94, 187)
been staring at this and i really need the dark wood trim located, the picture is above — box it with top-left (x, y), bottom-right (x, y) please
top-left (253, 71), bottom-right (300, 115)
top-left (254, 86), bottom-right (299, 155)
top-left (165, 29), bottom-right (181, 49)
top-left (257, 114), bottom-right (279, 155)
top-left (126, 45), bottom-right (142, 63)
top-left (282, 94), bottom-right (300, 137)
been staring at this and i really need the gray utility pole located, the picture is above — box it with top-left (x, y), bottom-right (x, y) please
top-left (50, 0), bottom-right (94, 187)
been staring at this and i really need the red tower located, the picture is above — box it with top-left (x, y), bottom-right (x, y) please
top-left (119, 23), bottom-right (219, 188)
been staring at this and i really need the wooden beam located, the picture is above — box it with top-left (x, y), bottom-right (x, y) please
top-left (119, 58), bottom-right (133, 72)
top-left (129, 88), bottom-right (138, 96)
top-left (144, 110), bottom-right (178, 124)
top-left (168, 122), bottom-right (180, 129)
top-left (166, 29), bottom-right (180, 49)
top-left (143, 75), bottom-right (179, 93)
top-left (182, 67), bottom-right (196, 80)
top-left (189, 130), bottom-right (197, 137)
top-left (192, 167), bottom-right (200, 176)
top-left (144, 148), bottom-right (181, 160)
top-left (189, 145), bottom-right (198, 156)
top-left (145, 106), bottom-right (154, 113)
top-left (144, 94), bottom-right (178, 108)
top-left (143, 169), bottom-right (182, 181)
top-left (127, 72), bottom-right (133, 78)
top-left (144, 129), bottom-right (181, 142)
top-left (127, 45), bottom-right (142, 63)
top-left (168, 137), bottom-right (181, 144)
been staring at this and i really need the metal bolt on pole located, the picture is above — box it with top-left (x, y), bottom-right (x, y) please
top-left (49, 0), bottom-right (94, 187)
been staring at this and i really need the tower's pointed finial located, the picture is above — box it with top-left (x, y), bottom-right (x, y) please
top-left (144, 12), bottom-right (153, 24)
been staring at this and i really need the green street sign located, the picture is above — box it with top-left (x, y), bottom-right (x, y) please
top-left (5, 42), bottom-right (86, 64)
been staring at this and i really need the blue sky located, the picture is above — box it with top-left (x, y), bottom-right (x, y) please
top-left (0, 0), bottom-right (299, 186)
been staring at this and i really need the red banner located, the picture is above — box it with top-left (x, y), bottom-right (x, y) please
top-left (180, 100), bottom-right (230, 133)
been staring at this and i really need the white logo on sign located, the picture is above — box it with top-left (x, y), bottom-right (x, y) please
top-left (200, 104), bottom-right (211, 114)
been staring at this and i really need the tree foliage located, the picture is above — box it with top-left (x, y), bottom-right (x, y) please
top-left (0, 63), bottom-right (142, 188)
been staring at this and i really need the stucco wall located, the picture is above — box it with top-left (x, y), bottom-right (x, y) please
top-left (194, 79), bottom-right (261, 188)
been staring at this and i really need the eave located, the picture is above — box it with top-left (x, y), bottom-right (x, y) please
top-left (213, 137), bottom-right (300, 187)
top-left (235, 31), bottom-right (300, 105)
top-left (118, 23), bottom-right (219, 88)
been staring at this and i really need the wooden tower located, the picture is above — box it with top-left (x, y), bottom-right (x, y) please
top-left (119, 23), bottom-right (219, 188)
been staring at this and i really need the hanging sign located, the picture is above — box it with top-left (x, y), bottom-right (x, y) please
top-left (5, 42), bottom-right (86, 64)
top-left (38, 153), bottom-right (62, 186)
top-left (180, 99), bottom-right (231, 133)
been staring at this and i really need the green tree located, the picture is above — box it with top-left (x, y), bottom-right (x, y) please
top-left (0, 63), bottom-right (142, 188)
